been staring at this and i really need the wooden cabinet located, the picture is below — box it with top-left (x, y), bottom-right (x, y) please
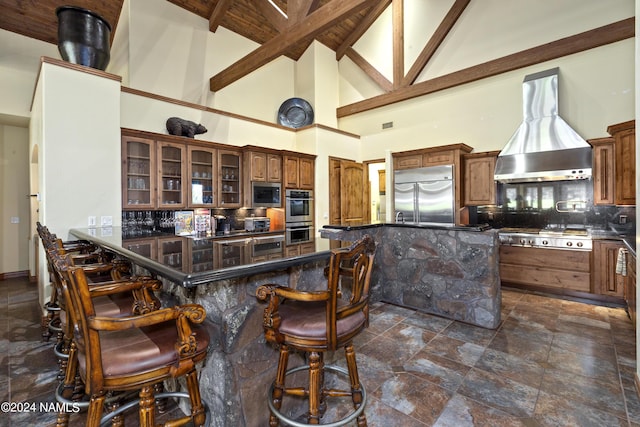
top-left (187, 146), bottom-right (216, 208)
top-left (122, 135), bottom-right (156, 210)
top-left (626, 251), bottom-right (636, 326)
top-left (284, 153), bottom-right (315, 189)
top-left (285, 242), bottom-right (315, 257)
top-left (463, 151), bottom-right (499, 206)
top-left (157, 141), bottom-right (187, 209)
top-left (608, 120), bottom-right (635, 205)
top-left (590, 137), bottom-right (615, 205)
top-left (592, 240), bottom-right (625, 297)
top-left (499, 246), bottom-right (591, 292)
top-left (218, 149), bottom-right (242, 207)
top-left (393, 154), bottom-right (422, 170)
top-left (245, 150), bottom-right (282, 182)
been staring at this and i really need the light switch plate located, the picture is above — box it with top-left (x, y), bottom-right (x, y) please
top-left (88, 216), bottom-right (97, 227)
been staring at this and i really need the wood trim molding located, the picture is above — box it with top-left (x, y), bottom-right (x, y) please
top-left (0, 270), bottom-right (29, 280)
top-left (120, 86), bottom-right (360, 139)
top-left (337, 18), bottom-right (635, 118)
top-left (392, 0), bottom-right (404, 90)
top-left (41, 56), bottom-right (123, 82)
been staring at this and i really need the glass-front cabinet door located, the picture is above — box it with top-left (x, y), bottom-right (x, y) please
top-left (157, 142), bottom-right (186, 209)
top-left (158, 237), bottom-right (188, 272)
top-left (219, 149), bottom-right (242, 207)
top-left (188, 146), bottom-right (216, 208)
top-left (122, 136), bottom-right (156, 209)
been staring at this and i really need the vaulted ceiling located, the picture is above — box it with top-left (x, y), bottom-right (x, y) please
top-left (0, 0), bottom-right (634, 118)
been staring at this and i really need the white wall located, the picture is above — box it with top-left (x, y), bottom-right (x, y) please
top-left (0, 125), bottom-right (30, 274)
top-left (343, 40), bottom-right (634, 161)
top-left (32, 62), bottom-right (122, 305)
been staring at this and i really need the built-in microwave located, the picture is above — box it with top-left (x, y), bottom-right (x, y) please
top-left (285, 189), bottom-right (313, 223)
top-left (286, 222), bottom-right (314, 245)
top-left (251, 182), bottom-right (281, 208)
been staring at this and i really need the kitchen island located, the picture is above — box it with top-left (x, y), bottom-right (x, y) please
top-left (320, 223), bottom-right (501, 330)
top-left (69, 223), bottom-right (500, 426)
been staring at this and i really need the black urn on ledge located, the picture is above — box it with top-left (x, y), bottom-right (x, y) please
top-left (56, 6), bottom-right (112, 70)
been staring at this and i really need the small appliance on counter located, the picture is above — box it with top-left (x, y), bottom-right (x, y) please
top-left (245, 217), bottom-right (270, 232)
top-left (214, 215), bottom-right (230, 235)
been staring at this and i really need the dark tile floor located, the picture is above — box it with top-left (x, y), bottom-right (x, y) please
top-left (2, 276), bottom-right (640, 426)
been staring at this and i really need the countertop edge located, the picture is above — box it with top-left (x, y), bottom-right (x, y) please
top-left (70, 228), bottom-right (332, 287)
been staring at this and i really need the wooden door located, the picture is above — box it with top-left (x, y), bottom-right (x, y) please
top-left (340, 160), bottom-right (365, 226)
top-left (592, 240), bottom-right (625, 297)
top-left (267, 154), bottom-right (282, 182)
top-left (122, 135), bottom-right (156, 209)
top-left (157, 141), bottom-right (186, 209)
top-left (614, 127), bottom-right (635, 205)
top-left (299, 157), bottom-right (314, 189)
top-left (188, 146), bottom-right (216, 208)
top-left (591, 138), bottom-right (615, 205)
top-left (284, 155), bottom-right (299, 188)
top-left (463, 152), bottom-right (498, 206)
top-left (248, 151), bottom-right (267, 181)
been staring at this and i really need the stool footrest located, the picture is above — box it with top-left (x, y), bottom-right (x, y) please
top-left (268, 364), bottom-right (367, 427)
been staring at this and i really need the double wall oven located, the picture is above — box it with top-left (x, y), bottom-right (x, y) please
top-left (285, 189), bottom-right (314, 245)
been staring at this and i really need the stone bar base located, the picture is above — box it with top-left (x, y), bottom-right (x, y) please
top-left (138, 259), bottom-right (330, 427)
top-left (320, 225), bottom-right (501, 329)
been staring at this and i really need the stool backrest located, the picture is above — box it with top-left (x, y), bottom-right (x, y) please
top-left (326, 235), bottom-right (376, 348)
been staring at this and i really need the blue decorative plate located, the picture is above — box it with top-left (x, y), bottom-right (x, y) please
top-left (277, 98), bottom-right (314, 128)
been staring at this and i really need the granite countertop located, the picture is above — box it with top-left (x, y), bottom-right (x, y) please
top-left (322, 222), bottom-right (493, 232)
top-left (70, 227), bottom-right (332, 287)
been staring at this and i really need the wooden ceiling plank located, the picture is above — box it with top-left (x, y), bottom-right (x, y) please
top-left (403, 0), bottom-right (470, 86)
top-left (209, 0), bottom-right (233, 32)
top-left (255, 0), bottom-right (287, 33)
top-left (337, 17), bottom-right (635, 118)
top-left (346, 47), bottom-right (393, 92)
top-left (210, 0), bottom-right (378, 91)
top-left (392, 0), bottom-right (404, 89)
top-left (336, 0), bottom-right (391, 60)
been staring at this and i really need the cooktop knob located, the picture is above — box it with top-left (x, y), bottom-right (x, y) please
top-left (566, 242), bottom-right (573, 247)
top-left (577, 242), bottom-right (583, 247)
top-left (542, 240), bottom-right (548, 245)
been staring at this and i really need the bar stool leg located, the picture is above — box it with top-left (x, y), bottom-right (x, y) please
top-left (308, 351), bottom-right (322, 424)
top-left (270, 345), bottom-right (290, 427)
top-left (345, 344), bottom-right (367, 427)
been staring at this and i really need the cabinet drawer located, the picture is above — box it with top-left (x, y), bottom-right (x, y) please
top-left (499, 246), bottom-right (590, 271)
top-left (500, 264), bottom-right (590, 292)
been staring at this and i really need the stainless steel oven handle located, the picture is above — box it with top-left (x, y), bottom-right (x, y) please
top-left (286, 198), bottom-right (314, 201)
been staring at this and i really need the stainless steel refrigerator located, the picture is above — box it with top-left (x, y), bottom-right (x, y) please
top-left (394, 165), bottom-right (455, 225)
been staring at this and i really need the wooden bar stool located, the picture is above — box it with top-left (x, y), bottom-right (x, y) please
top-left (256, 235), bottom-right (376, 426)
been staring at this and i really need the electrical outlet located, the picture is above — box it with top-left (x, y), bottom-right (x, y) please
top-left (101, 216), bottom-right (113, 227)
top-left (88, 216), bottom-right (97, 227)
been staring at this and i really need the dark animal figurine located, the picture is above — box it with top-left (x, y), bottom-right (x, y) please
top-left (166, 117), bottom-right (208, 138)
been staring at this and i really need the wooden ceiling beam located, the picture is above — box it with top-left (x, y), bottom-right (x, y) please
top-left (209, 0), bottom-right (232, 32)
top-left (337, 18), bottom-right (635, 118)
top-left (336, 0), bottom-right (391, 60)
top-left (288, 0), bottom-right (321, 26)
top-left (392, 0), bottom-right (404, 89)
top-left (403, 0), bottom-right (470, 86)
top-left (255, 1), bottom-right (287, 33)
top-left (345, 47), bottom-right (393, 92)
top-left (210, 0), bottom-right (377, 91)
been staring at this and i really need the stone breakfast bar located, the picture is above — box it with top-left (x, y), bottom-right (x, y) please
top-left (70, 223), bottom-right (499, 426)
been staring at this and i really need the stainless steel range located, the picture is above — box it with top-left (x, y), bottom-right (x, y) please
top-left (498, 227), bottom-right (592, 251)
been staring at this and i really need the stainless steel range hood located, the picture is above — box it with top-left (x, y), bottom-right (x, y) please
top-left (494, 68), bottom-right (592, 183)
